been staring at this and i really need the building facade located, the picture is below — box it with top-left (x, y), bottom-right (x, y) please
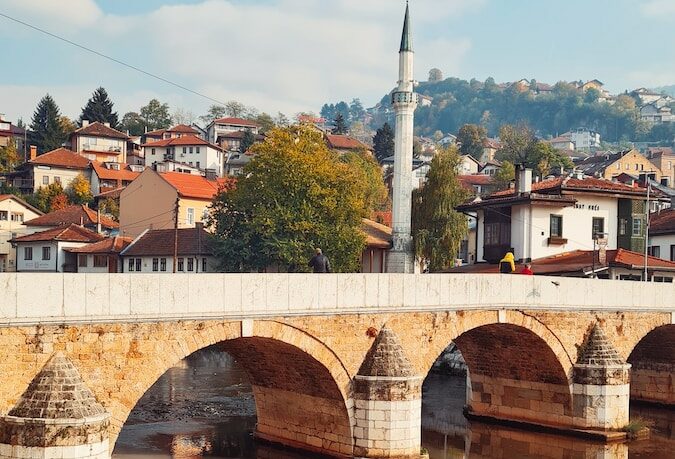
top-left (142, 135), bottom-right (224, 176)
top-left (70, 121), bottom-right (129, 163)
top-left (0, 195), bottom-right (43, 272)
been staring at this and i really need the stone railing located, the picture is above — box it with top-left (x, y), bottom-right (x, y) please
top-left (0, 273), bottom-right (673, 325)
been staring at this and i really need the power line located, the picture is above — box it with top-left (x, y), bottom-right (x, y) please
top-left (0, 11), bottom-right (228, 107)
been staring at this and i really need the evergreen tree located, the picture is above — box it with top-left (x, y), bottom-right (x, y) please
top-left (412, 146), bottom-right (469, 272)
top-left (334, 114), bottom-right (348, 134)
top-left (239, 129), bottom-right (256, 153)
top-left (372, 122), bottom-right (395, 162)
top-left (79, 87), bottom-right (119, 127)
top-left (29, 94), bottom-right (67, 154)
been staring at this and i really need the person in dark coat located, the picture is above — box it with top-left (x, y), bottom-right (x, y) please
top-left (308, 248), bottom-right (331, 273)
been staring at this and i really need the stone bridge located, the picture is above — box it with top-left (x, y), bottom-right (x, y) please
top-left (0, 273), bottom-right (673, 458)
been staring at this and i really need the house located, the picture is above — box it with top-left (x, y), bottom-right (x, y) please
top-left (324, 134), bottom-right (370, 154)
top-left (458, 174), bottom-right (494, 197)
top-left (576, 149), bottom-right (662, 182)
top-left (640, 103), bottom-right (673, 124)
top-left (564, 128), bottom-right (601, 151)
top-left (90, 161), bottom-right (142, 194)
top-left (142, 124), bottom-right (201, 144)
top-left (360, 218), bottom-right (391, 273)
top-left (631, 88), bottom-right (673, 106)
top-left (480, 138), bottom-right (500, 163)
top-left (70, 121), bottom-right (129, 163)
top-left (418, 94), bottom-right (433, 107)
top-left (446, 248), bottom-right (675, 282)
top-left (65, 236), bottom-right (132, 273)
top-left (206, 117), bottom-right (260, 145)
top-left (0, 115), bottom-right (27, 155)
top-left (120, 225), bottom-right (216, 273)
top-left (24, 204), bottom-right (118, 235)
top-left (126, 136), bottom-right (144, 165)
top-left (0, 195), bottom-right (43, 272)
top-left (458, 155), bottom-right (480, 175)
top-left (5, 147), bottom-right (90, 194)
top-left (548, 135), bottom-right (575, 151)
top-left (10, 224), bottom-right (104, 272)
top-left (438, 134), bottom-right (457, 147)
top-left (119, 169), bottom-right (232, 237)
top-left (224, 152), bottom-right (253, 177)
top-left (580, 79), bottom-right (608, 95)
top-left (479, 159), bottom-right (502, 177)
top-left (141, 135), bottom-right (224, 176)
top-left (219, 130), bottom-right (265, 153)
top-left (153, 160), bottom-right (203, 175)
top-left (647, 147), bottom-right (675, 187)
top-left (456, 168), bottom-right (657, 264)
top-left (649, 209), bottom-right (675, 262)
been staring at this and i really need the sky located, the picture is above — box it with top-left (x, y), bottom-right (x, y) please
top-left (0, 0), bottom-right (674, 124)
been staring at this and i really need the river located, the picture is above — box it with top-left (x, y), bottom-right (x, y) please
top-left (113, 349), bottom-right (675, 458)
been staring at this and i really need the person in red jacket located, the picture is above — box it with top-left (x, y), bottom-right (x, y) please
top-left (520, 263), bottom-right (534, 275)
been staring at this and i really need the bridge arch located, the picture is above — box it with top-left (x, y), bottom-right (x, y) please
top-left (109, 320), bottom-right (354, 457)
top-left (627, 324), bottom-right (675, 406)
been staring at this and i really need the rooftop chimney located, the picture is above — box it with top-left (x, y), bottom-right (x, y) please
top-left (29, 145), bottom-right (37, 161)
top-left (103, 122), bottom-right (110, 128)
top-left (516, 164), bottom-right (532, 194)
top-left (82, 120), bottom-right (90, 127)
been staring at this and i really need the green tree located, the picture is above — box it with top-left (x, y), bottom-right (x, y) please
top-left (373, 122), bottom-right (394, 162)
top-left (239, 129), bottom-right (256, 153)
top-left (26, 182), bottom-right (66, 213)
top-left (334, 114), bottom-right (348, 134)
top-left (497, 124), bottom-right (571, 177)
top-left (66, 173), bottom-right (93, 205)
top-left (349, 98), bottom-right (366, 121)
top-left (225, 100), bottom-right (246, 118)
top-left (59, 116), bottom-right (77, 137)
top-left (457, 124), bottom-right (487, 160)
top-left (0, 140), bottom-right (21, 172)
top-left (139, 99), bottom-right (172, 131)
top-left (79, 87), bottom-right (119, 127)
top-left (428, 68), bottom-right (444, 82)
top-left (99, 197), bottom-right (119, 221)
top-left (339, 150), bottom-right (388, 213)
top-left (255, 112), bottom-right (276, 133)
top-left (493, 160), bottom-right (515, 191)
top-left (412, 146), bottom-right (469, 272)
top-left (209, 126), bottom-right (367, 273)
top-left (200, 105), bottom-right (227, 125)
top-left (275, 112), bottom-right (290, 127)
top-left (119, 112), bottom-right (145, 136)
top-left (29, 94), bottom-right (67, 154)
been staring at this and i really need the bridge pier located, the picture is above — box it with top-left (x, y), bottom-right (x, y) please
top-left (0, 353), bottom-right (109, 459)
top-left (353, 326), bottom-right (422, 459)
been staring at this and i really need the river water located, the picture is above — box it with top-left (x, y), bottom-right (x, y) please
top-left (113, 349), bottom-right (675, 459)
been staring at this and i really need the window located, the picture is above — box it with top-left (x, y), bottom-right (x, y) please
top-left (592, 217), bottom-right (605, 239)
top-left (0, 211), bottom-right (7, 221)
top-left (550, 215), bottom-right (563, 238)
top-left (634, 164), bottom-right (639, 171)
top-left (619, 218), bottom-right (627, 236)
top-left (648, 246), bottom-right (661, 258)
top-left (183, 147), bottom-right (187, 154)
top-left (24, 247), bottom-right (32, 261)
top-left (178, 258), bottom-right (184, 271)
top-left (93, 255), bottom-right (107, 267)
top-left (54, 176), bottom-right (61, 184)
top-left (196, 147), bottom-right (200, 154)
top-left (671, 245), bottom-right (675, 262)
top-left (11, 213), bottom-right (23, 222)
top-left (189, 147), bottom-right (193, 154)
top-left (128, 258), bottom-right (134, 271)
top-left (42, 247), bottom-right (51, 261)
top-left (624, 164), bottom-right (629, 170)
top-left (484, 223), bottom-right (500, 246)
top-left (632, 217), bottom-right (642, 236)
top-left (152, 258), bottom-right (159, 272)
top-left (43, 176), bottom-right (49, 185)
top-left (160, 258), bottom-right (167, 272)
top-left (187, 208), bottom-right (195, 225)
top-left (78, 255), bottom-right (88, 267)
top-left (187, 258), bottom-right (194, 272)
top-left (615, 163), bottom-right (620, 169)
top-left (640, 164), bottom-right (644, 171)
top-left (653, 276), bottom-right (673, 283)
top-left (202, 258), bottom-right (207, 272)
top-left (151, 148), bottom-right (156, 155)
top-left (135, 258), bottom-right (141, 272)
top-left (619, 274), bottom-right (642, 281)
top-left (196, 161), bottom-right (200, 169)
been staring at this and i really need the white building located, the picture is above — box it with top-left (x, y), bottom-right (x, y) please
top-left (0, 195), bottom-right (43, 272)
top-left (141, 135), bottom-right (224, 176)
top-left (567, 128), bottom-right (601, 151)
top-left (65, 236), bottom-right (132, 273)
top-left (649, 209), bottom-right (675, 261)
top-left (6, 148), bottom-right (91, 194)
top-left (10, 224), bottom-right (104, 272)
top-left (458, 155), bottom-right (480, 175)
top-left (205, 117), bottom-right (260, 145)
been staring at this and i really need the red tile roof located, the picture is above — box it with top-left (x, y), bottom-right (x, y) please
top-left (141, 135), bottom-right (222, 151)
top-left (91, 161), bottom-right (141, 182)
top-left (95, 187), bottom-right (125, 199)
top-left (459, 174), bottom-right (493, 188)
top-left (24, 205), bottom-right (119, 229)
top-left (489, 176), bottom-right (648, 198)
top-left (361, 218), bottom-right (392, 249)
top-left (11, 224), bottom-right (105, 243)
top-left (650, 209), bottom-right (675, 235)
top-left (167, 124), bottom-right (199, 134)
top-left (325, 134), bottom-right (369, 150)
top-left (159, 172), bottom-right (234, 200)
top-left (30, 148), bottom-right (90, 169)
top-left (213, 117), bottom-right (258, 127)
top-left (64, 236), bottom-right (132, 254)
top-left (72, 121), bottom-right (129, 140)
top-left (122, 227), bottom-right (213, 256)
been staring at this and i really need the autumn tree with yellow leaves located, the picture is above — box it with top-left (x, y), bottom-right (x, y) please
top-left (209, 126), bottom-right (382, 272)
top-left (66, 173), bottom-right (93, 205)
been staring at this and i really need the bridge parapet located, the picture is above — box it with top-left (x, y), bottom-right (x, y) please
top-left (0, 273), bottom-right (673, 325)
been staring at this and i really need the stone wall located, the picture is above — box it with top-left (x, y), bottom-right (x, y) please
top-left (628, 324), bottom-right (675, 405)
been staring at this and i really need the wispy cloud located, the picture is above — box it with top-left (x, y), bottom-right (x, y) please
top-left (640, 0), bottom-right (675, 17)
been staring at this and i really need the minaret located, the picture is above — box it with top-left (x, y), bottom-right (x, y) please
top-left (387, 2), bottom-right (418, 273)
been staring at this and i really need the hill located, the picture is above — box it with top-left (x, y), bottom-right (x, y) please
top-left (653, 85), bottom-right (675, 98)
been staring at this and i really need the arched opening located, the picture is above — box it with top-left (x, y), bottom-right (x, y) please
top-left (112, 335), bottom-right (353, 458)
top-left (628, 324), bottom-right (675, 406)
top-left (422, 322), bottom-right (573, 452)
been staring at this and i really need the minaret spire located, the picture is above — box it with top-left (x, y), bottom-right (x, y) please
top-left (387, 2), bottom-right (418, 274)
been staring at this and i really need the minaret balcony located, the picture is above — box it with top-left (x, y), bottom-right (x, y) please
top-left (391, 91), bottom-right (418, 106)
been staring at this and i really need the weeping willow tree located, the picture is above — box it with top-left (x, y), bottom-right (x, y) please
top-left (412, 146), bottom-right (470, 272)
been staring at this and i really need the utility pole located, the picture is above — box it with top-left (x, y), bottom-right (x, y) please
top-left (644, 179), bottom-right (650, 282)
top-left (173, 197), bottom-right (179, 273)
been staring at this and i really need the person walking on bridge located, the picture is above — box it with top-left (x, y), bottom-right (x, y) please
top-left (309, 248), bottom-right (331, 273)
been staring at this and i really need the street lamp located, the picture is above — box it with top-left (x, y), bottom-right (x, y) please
top-left (591, 232), bottom-right (608, 279)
